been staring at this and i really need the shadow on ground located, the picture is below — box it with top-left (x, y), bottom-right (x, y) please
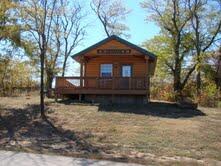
top-left (0, 104), bottom-right (101, 157)
top-left (57, 99), bottom-right (206, 118)
top-left (98, 101), bottom-right (206, 118)
top-left (0, 100), bottom-right (210, 165)
top-left (56, 99), bottom-right (93, 106)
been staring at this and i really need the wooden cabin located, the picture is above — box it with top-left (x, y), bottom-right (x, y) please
top-left (55, 35), bottom-right (157, 103)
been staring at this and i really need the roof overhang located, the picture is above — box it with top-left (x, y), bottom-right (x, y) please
top-left (72, 35), bottom-right (157, 62)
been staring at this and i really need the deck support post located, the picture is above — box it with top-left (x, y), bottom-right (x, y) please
top-left (79, 94), bottom-right (82, 102)
top-left (55, 93), bottom-right (58, 102)
top-left (129, 77), bottom-right (132, 90)
top-left (111, 94), bottom-right (114, 104)
top-left (96, 77), bottom-right (99, 89)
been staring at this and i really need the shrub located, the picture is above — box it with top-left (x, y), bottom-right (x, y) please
top-left (150, 79), bottom-right (220, 108)
top-left (199, 82), bottom-right (220, 107)
top-left (150, 83), bottom-right (175, 102)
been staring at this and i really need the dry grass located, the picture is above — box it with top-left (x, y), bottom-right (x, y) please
top-left (0, 95), bottom-right (221, 165)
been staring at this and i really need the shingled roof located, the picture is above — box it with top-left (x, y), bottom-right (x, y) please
top-left (71, 35), bottom-right (156, 60)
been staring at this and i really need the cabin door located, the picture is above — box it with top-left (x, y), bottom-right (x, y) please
top-left (120, 65), bottom-right (132, 89)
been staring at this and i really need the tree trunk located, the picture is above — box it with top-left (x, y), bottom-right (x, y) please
top-left (196, 71), bottom-right (201, 95)
top-left (40, 51), bottom-right (45, 119)
top-left (40, 33), bottom-right (46, 119)
top-left (173, 41), bottom-right (182, 100)
top-left (46, 71), bottom-right (54, 91)
top-left (62, 57), bottom-right (68, 77)
top-left (45, 70), bottom-right (54, 98)
top-left (173, 71), bottom-right (182, 100)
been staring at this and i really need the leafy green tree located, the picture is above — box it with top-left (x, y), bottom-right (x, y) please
top-left (141, 0), bottom-right (196, 99)
top-left (202, 48), bottom-right (221, 89)
top-left (0, 55), bottom-right (37, 96)
top-left (187, 0), bottom-right (221, 95)
top-left (0, 0), bottom-right (38, 60)
top-left (0, 0), bottom-right (21, 46)
top-left (143, 34), bottom-right (173, 81)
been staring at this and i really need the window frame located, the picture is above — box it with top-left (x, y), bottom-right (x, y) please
top-left (100, 64), bottom-right (113, 77)
top-left (121, 64), bottom-right (132, 77)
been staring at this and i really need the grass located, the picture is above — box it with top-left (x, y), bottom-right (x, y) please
top-left (0, 95), bottom-right (221, 165)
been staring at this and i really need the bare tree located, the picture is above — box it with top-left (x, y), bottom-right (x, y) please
top-left (90, 0), bottom-right (130, 37)
top-left (45, 13), bottom-right (62, 92)
top-left (58, 1), bottom-right (86, 76)
top-left (21, 0), bottom-right (57, 118)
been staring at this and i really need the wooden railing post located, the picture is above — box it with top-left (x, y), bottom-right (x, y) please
top-left (55, 76), bottom-right (150, 98)
top-left (96, 77), bottom-right (99, 89)
top-left (112, 77), bottom-right (115, 90)
top-left (129, 77), bottom-right (132, 90)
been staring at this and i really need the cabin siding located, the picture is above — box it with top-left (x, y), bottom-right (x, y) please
top-left (85, 55), bottom-right (147, 77)
top-left (82, 55), bottom-right (148, 92)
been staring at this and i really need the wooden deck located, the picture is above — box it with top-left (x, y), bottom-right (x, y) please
top-left (55, 76), bottom-right (150, 95)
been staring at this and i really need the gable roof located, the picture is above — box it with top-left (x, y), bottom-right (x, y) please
top-left (71, 35), bottom-right (156, 60)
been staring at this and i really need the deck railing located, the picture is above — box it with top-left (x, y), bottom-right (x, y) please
top-left (55, 76), bottom-right (149, 90)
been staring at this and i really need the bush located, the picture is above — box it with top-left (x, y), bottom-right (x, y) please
top-left (199, 82), bottom-right (220, 107)
top-left (150, 79), bottom-right (220, 108)
top-left (151, 83), bottom-right (175, 102)
top-left (217, 101), bottom-right (221, 108)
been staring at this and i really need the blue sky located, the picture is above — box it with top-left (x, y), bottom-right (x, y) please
top-left (68, 1), bottom-right (160, 75)
top-left (81, 1), bottom-right (160, 47)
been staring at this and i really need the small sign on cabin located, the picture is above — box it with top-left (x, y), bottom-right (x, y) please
top-left (97, 49), bottom-right (131, 55)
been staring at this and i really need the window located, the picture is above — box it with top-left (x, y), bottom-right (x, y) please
top-left (122, 65), bottom-right (132, 77)
top-left (100, 64), bottom-right (113, 77)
